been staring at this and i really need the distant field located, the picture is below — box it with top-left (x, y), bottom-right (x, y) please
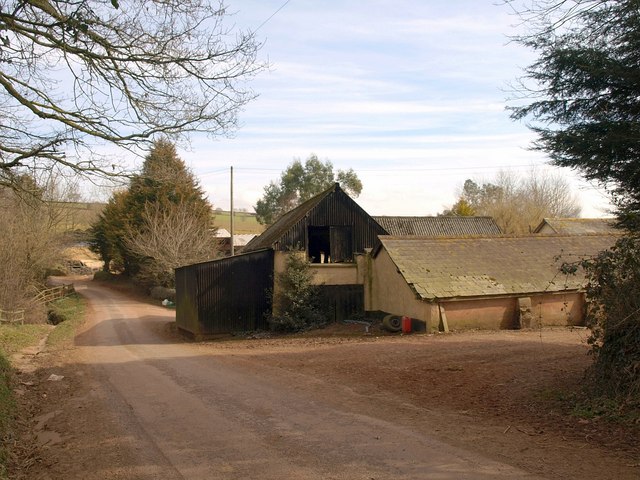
top-left (52, 202), bottom-right (105, 232)
top-left (52, 202), bottom-right (265, 235)
top-left (212, 211), bottom-right (265, 234)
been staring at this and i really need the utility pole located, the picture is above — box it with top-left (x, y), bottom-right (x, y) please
top-left (230, 166), bottom-right (235, 256)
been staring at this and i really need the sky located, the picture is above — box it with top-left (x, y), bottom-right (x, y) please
top-left (175, 0), bottom-right (614, 218)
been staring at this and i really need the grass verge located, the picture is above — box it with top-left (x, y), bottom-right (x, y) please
top-left (0, 355), bottom-right (13, 479)
top-left (0, 323), bottom-right (55, 478)
top-left (46, 293), bottom-right (86, 348)
top-left (0, 325), bottom-right (51, 356)
top-left (0, 292), bottom-right (86, 478)
top-left (0, 323), bottom-right (52, 479)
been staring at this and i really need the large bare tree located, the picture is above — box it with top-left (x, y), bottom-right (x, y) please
top-left (443, 169), bottom-right (582, 234)
top-left (0, 176), bottom-right (63, 319)
top-left (0, 0), bottom-right (262, 189)
top-left (124, 201), bottom-right (217, 287)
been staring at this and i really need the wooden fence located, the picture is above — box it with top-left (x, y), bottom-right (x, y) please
top-left (0, 284), bottom-right (75, 326)
top-left (33, 284), bottom-right (75, 305)
top-left (0, 309), bottom-right (25, 325)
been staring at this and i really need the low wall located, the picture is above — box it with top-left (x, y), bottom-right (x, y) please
top-left (308, 263), bottom-right (359, 285)
top-left (439, 291), bottom-right (585, 331)
top-left (274, 251), bottom-right (362, 286)
top-left (438, 297), bottom-right (517, 330)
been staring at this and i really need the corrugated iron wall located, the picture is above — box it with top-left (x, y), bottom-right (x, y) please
top-left (175, 260), bottom-right (199, 334)
top-left (274, 188), bottom-right (386, 254)
top-left (318, 284), bottom-right (364, 322)
top-left (175, 249), bottom-right (274, 336)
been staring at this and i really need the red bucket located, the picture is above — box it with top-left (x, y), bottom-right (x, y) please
top-left (401, 316), bottom-right (412, 334)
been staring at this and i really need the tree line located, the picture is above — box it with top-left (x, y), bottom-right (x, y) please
top-left (442, 169), bottom-right (581, 234)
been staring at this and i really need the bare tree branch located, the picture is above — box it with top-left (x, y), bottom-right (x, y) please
top-left (0, 0), bottom-right (264, 189)
top-left (124, 201), bottom-right (218, 286)
top-left (444, 168), bottom-right (582, 233)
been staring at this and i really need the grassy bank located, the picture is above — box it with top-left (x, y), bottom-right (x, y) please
top-left (0, 354), bottom-right (13, 479)
top-left (46, 293), bottom-right (86, 348)
top-left (0, 323), bottom-right (53, 478)
top-left (0, 292), bottom-right (86, 478)
top-left (0, 322), bottom-right (53, 478)
top-left (0, 325), bottom-right (51, 356)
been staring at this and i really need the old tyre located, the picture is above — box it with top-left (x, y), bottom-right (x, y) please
top-left (382, 314), bottom-right (402, 332)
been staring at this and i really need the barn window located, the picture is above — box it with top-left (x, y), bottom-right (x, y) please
top-left (308, 226), bottom-right (353, 263)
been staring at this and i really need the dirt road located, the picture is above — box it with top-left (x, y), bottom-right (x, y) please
top-left (12, 279), bottom-right (639, 479)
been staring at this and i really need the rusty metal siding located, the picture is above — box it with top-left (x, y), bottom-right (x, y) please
top-left (175, 249), bottom-right (274, 335)
top-left (273, 188), bottom-right (386, 254)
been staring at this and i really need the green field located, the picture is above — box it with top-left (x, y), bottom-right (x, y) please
top-left (212, 211), bottom-right (265, 234)
top-left (51, 203), bottom-right (265, 236)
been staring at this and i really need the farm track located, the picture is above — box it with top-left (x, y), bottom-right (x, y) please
top-left (10, 278), bottom-right (639, 479)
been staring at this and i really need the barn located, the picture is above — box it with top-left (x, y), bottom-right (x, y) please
top-left (175, 183), bottom-right (386, 337)
top-left (373, 215), bottom-right (501, 236)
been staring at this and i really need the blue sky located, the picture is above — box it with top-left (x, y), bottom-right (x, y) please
top-left (178, 0), bottom-right (613, 217)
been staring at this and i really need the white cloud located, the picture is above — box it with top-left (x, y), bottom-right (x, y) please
top-left (86, 0), bottom-right (615, 218)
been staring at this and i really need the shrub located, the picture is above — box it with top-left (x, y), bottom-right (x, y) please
top-left (44, 267), bottom-right (67, 277)
top-left (150, 286), bottom-right (176, 302)
top-left (93, 270), bottom-right (114, 282)
top-left (47, 309), bottom-right (67, 325)
top-left (268, 253), bottom-right (327, 333)
top-left (578, 235), bottom-right (640, 411)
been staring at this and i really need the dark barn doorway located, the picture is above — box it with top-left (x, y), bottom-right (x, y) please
top-left (308, 226), bottom-right (353, 263)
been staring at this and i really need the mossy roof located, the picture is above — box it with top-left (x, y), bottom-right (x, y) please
top-left (377, 234), bottom-right (618, 301)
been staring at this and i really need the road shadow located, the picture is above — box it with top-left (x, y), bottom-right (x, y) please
top-left (74, 316), bottom-right (190, 346)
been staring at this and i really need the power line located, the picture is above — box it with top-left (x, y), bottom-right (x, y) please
top-left (198, 168), bottom-right (233, 178)
top-left (254, 0), bottom-right (291, 32)
top-left (199, 163), bottom-right (550, 177)
top-left (355, 164), bottom-right (546, 173)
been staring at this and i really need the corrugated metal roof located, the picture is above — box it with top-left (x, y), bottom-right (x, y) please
top-left (373, 216), bottom-right (501, 236)
top-left (243, 184), bottom-right (337, 252)
top-left (378, 234), bottom-right (618, 301)
top-left (243, 183), bottom-right (386, 253)
top-left (533, 218), bottom-right (618, 235)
